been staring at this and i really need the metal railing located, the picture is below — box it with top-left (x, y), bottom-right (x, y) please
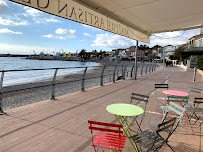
top-left (0, 62), bottom-right (159, 113)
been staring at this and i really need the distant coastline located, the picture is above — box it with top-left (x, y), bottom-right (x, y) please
top-left (0, 54), bottom-right (29, 57)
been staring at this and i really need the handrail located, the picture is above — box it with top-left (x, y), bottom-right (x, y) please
top-left (0, 62), bottom-right (159, 114)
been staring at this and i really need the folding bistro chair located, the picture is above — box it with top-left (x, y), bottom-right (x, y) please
top-left (186, 97), bottom-right (203, 125)
top-left (160, 96), bottom-right (190, 133)
top-left (88, 120), bottom-right (126, 152)
top-left (154, 84), bottom-right (169, 108)
top-left (146, 102), bottom-right (186, 133)
top-left (128, 93), bottom-right (149, 132)
top-left (188, 87), bottom-right (203, 105)
top-left (130, 112), bottom-right (178, 152)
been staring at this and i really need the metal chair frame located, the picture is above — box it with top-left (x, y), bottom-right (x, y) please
top-left (160, 96), bottom-right (191, 133)
top-left (129, 93), bottom-right (149, 132)
top-left (155, 84), bottom-right (169, 108)
top-left (131, 112), bottom-right (178, 152)
top-left (186, 97), bottom-right (203, 125)
top-left (188, 87), bottom-right (203, 106)
top-left (88, 120), bottom-right (126, 152)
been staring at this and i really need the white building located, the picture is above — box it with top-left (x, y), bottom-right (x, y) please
top-left (189, 34), bottom-right (203, 48)
top-left (164, 45), bottom-right (179, 57)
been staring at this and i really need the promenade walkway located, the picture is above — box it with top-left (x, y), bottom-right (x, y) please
top-left (0, 66), bottom-right (202, 152)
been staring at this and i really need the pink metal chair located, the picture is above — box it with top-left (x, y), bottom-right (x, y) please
top-left (88, 120), bottom-right (126, 152)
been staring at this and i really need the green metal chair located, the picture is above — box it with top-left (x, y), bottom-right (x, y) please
top-left (160, 96), bottom-right (191, 133)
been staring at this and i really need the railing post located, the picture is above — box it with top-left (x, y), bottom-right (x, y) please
top-left (100, 65), bottom-right (106, 86)
top-left (123, 65), bottom-right (128, 80)
top-left (51, 68), bottom-right (58, 100)
top-left (193, 67), bottom-right (197, 82)
top-left (81, 67), bottom-right (87, 91)
top-left (0, 71), bottom-right (5, 114)
top-left (145, 64), bottom-right (149, 74)
top-left (141, 63), bottom-right (145, 75)
top-left (122, 64), bottom-right (124, 78)
top-left (117, 65), bottom-right (119, 78)
top-left (152, 63), bottom-right (155, 72)
top-left (113, 65), bottom-right (117, 82)
top-left (131, 64), bottom-right (135, 77)
top-left (154, 62), bottom-right (157, 71)
top-left (149, 64), bottom-right (152, 73)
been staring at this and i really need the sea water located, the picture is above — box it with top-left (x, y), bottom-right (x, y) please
top-left (0, 57), bottom-right (100, 86)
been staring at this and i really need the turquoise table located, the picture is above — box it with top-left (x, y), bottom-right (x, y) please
top-left (106, 103), bottom-right (144, 151)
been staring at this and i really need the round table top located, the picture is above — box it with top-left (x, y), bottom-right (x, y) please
top-left (106, 103), bottom-right (144, 117)
top-left (162, 90), bottom-right (189, 97)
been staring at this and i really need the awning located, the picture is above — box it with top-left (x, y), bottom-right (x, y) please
top-left (8, 0), bottom-right (203, 43)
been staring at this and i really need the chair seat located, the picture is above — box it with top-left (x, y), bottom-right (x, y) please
top-left (161, 106), bottom-right (184, 113)
top-left (160, 106), bottom-right (168, 112)
top-left (157, 97), bottom-right (165, 100)
top-left (130, 130), bottom-right (165, 150)
top-left (186, 107), bottom-right (203, 113)
top-left (93, 132), bottom-right (126, 151)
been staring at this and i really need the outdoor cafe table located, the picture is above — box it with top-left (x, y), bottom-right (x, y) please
top-left (162, 90), bottom-right (189, 120)
top-left (106, 103), bottom-right (144, 151)
top-left (162, 90), bottom-right (189, 105)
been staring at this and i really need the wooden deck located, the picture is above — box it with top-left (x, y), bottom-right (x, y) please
top-left (0, 66), bottom-right (202, 152)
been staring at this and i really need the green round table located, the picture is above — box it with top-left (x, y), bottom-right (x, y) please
top-left (106, 103), bottom-right (144, 117)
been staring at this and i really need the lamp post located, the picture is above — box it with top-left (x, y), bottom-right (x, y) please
top-left (134, 41), bottom-right (138, 79)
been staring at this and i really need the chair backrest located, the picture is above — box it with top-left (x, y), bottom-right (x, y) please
top-left (156, 116), bottom-right (177, 140)
top-left (88, 120), bottom-right (124, 151)
top-left (167, 102), bottom-right (185, 117)
top-left (88, 120), bottom-right (123, 135)
top-left (131, 93), bottom-right (149, 104)
top-left (189, 87), bottom-right (203, 96)
top-left (155, 83), bottom-right (169, 97)
top-left (194, 97), bottom-right (203, 104)
top-left (166, 96), bottom-right (189, 105)
top-left (155, 84), bottom-right (169, 90)
top-left (148, 115), bottom-right (177, 151)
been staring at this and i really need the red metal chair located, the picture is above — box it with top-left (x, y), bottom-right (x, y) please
top-left (88, 120), bottom-right (126, 152)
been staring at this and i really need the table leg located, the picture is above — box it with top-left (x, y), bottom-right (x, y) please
top-left (115, 115), bottom-right (138, 152)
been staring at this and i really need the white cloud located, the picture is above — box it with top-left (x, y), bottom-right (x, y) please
top-left (82, 24), bottom-right (102, 31)
top-left (0, 0), bottom-right (8, 14)
top-left (55, 28), bottom-right (77, 38)
top-left (45, 18), bottom-right (60, 23)
top-left (0, 17), bottom-right (28, 26)
top-left (0, 28), bottom-right (22, 34)
top-left (23, 6), bottom-right (41, 17)
top-left (43, 34), bottom-right (65, 40)
top-left (84, 32), bottom-right (93, 37)
top-left (150, 29), bottom-right (200, 47)
top-left (33, 17), bottom-right (60, 24)
top-left (91, 33), bottom-right (136, 48)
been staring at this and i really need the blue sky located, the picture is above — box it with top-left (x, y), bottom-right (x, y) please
top-left (0, 0), bottom-right (201, 54)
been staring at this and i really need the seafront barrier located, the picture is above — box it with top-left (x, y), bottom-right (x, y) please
top-left (0, 62), bottom-right (160, 113)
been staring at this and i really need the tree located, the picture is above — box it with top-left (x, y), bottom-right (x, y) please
top-left (197, 55), bottom-right (203, 70)
top-left (174, 44), bottom-right (186, 62)
top-left (79, 49), bottom-right (86, 58)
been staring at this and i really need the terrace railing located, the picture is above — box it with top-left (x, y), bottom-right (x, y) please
top-left (0, 62), bottom-right (159, 114)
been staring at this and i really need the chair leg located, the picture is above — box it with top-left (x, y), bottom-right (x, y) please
top-left (166, 143), bottom-right (175, 152)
